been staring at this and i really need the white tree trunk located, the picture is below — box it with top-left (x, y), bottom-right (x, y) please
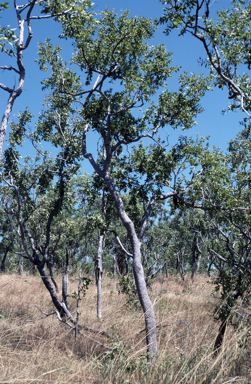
top-left (105, 177), bottom-right (158, 359)
top-left (62, 251), bottom-right (70, 310)
top-left (18, 254), bottom-right (23, 275)
top-left (96, 231), bottom-right (103, 321)
top-left (131, 234), bottom-right (158, 359)
top-left (113, 251), bottom-right (120, 278)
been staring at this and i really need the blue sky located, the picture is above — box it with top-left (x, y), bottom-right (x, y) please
top-left (0, 0), bottom-right (243, 174)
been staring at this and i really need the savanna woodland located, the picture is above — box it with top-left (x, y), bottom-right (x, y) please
top-left (0, 0), bottom-right (251, 382)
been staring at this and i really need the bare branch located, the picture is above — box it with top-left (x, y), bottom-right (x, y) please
top-left (0, 66), bottom-right (20, 74)
top-left (31, 307), bottom-right (113, 349)
top-left (26, 305), bottom-right (56, 322)
top-left (99, 227), bottom-right (133, 257)
top-left (0, 83), bottom-right (13, 93)
top-left (138, 191), bottom-right (176, 241)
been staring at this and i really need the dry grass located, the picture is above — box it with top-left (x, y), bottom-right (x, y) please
top-left (0, 273), bottom-right (250, 383)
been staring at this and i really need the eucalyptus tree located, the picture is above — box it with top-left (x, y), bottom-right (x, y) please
top-left (175, 123), bottom-right (251, 352)
top-left (159, 0), bottom-right (251, 118)
top-left (76, 179), bottom-right (107, 321)
top-left (140, 206), bottom-right (209, 282)
top-left (0, 106), bottom-right (87, 322)
top-left (167, 208), bottom-right (210, 279)
top-left (34, 7), bottom-right (212, 359)
top-left (159, 0), bottom-right (251, 345)
top-left (0, 0), bottom-right (93, 160)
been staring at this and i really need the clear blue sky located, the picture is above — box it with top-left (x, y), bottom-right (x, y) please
top-left (1, 0), bottom-right (242, 174)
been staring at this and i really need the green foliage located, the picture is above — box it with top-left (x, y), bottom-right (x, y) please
top-left (81, 276), bottom-right (93, 296)
top-left (118, 275), bottom-right (140, 308)
top-left (118, 275), bottom-right (137, 297)
top-left (0, 3), bottom-right (17, 56)
top-left (97, 336), bottom-right (148, 379)
top-left (9, 109), bottom-right (33, 147)
top-left (28, 7), bottom-right (214, 294)
top-left (159, 0), bottom-right (251, 116)
top-left (68, 277), bottom-right (93, 300)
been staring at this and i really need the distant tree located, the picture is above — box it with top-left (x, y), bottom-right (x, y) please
top-left (175, 123), bottom-right (251, 353)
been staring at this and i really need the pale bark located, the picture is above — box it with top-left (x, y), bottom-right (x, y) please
top-left (0, 4), bottom-right (27, 160)
top-left (197, 253), bottom-right (202, 272)
top-left (132, 242), bottom-right (158, 359)
top-left (18, 254), bottom-right (23, 275)
top-left (96, 231), bottom-right (103, 320)
top-left (82, 118), bottom-right (158, 358)
top-left (191, 234), bottom-right (197, 281)
top-left (113, 251), bottom-right (120, 278)
top-left (104, 177), bottom-right (158, 359)
top-left (62, 250), bottom-right (69, 310)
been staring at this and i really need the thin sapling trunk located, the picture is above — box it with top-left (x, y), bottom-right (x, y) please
top-left (96, 230), bottom-right (104, 321)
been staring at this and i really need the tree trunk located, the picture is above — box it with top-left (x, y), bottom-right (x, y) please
top-left (48, 261), bottom-right (59, 292)
top-left (213, 320), bottom-right (227, 356)
top-left (214, 290), bottom-right (240, 356)
top-left (37, 263), bottom-right (74, 321)
top-left (180, 252), bottom-right (185, 280)
top-left (165, 261), bottom-right (168, 278)
top-left (96, 231), bottom-right (103, 321)
top-left (125, 255), bottom-right (129, 275)
top-left (132, 238), bottom-right (158, 360)
top-left (104, 176), bottom-right (158, 360)
top-left (113, 250), bottom-right (120, 278)
top-left (104, 175), bottom-right (158, 362)
top-left (197, 253), bottom-right (202, 273)
top-left (18, 254), bottom-right (23, 275)
top-left (62, 250), bottom-right (69, 310)
top-left (0, 246), bottom-right (9, 272)
top-left (191, 236), bottom-right (196, 281)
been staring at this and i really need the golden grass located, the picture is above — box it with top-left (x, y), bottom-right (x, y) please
top-left (0, 273), bottom-right (250, 383)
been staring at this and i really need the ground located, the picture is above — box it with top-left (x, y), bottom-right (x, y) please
top-left (0, 273), bottom-right (250, 383)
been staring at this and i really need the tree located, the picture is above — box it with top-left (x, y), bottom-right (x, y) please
top-left (1, 106), bottom-right (82, 319)
top-left (168, 120), bottom-right (251, 353)
top-left (159, 0), bottom-right (251, 118)
top-left (1, 106), bottom-right (119, 354)
top-left (0, 0), bottom-right (92, 160)
top-left (34, 7), bottom-right (211, 360)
